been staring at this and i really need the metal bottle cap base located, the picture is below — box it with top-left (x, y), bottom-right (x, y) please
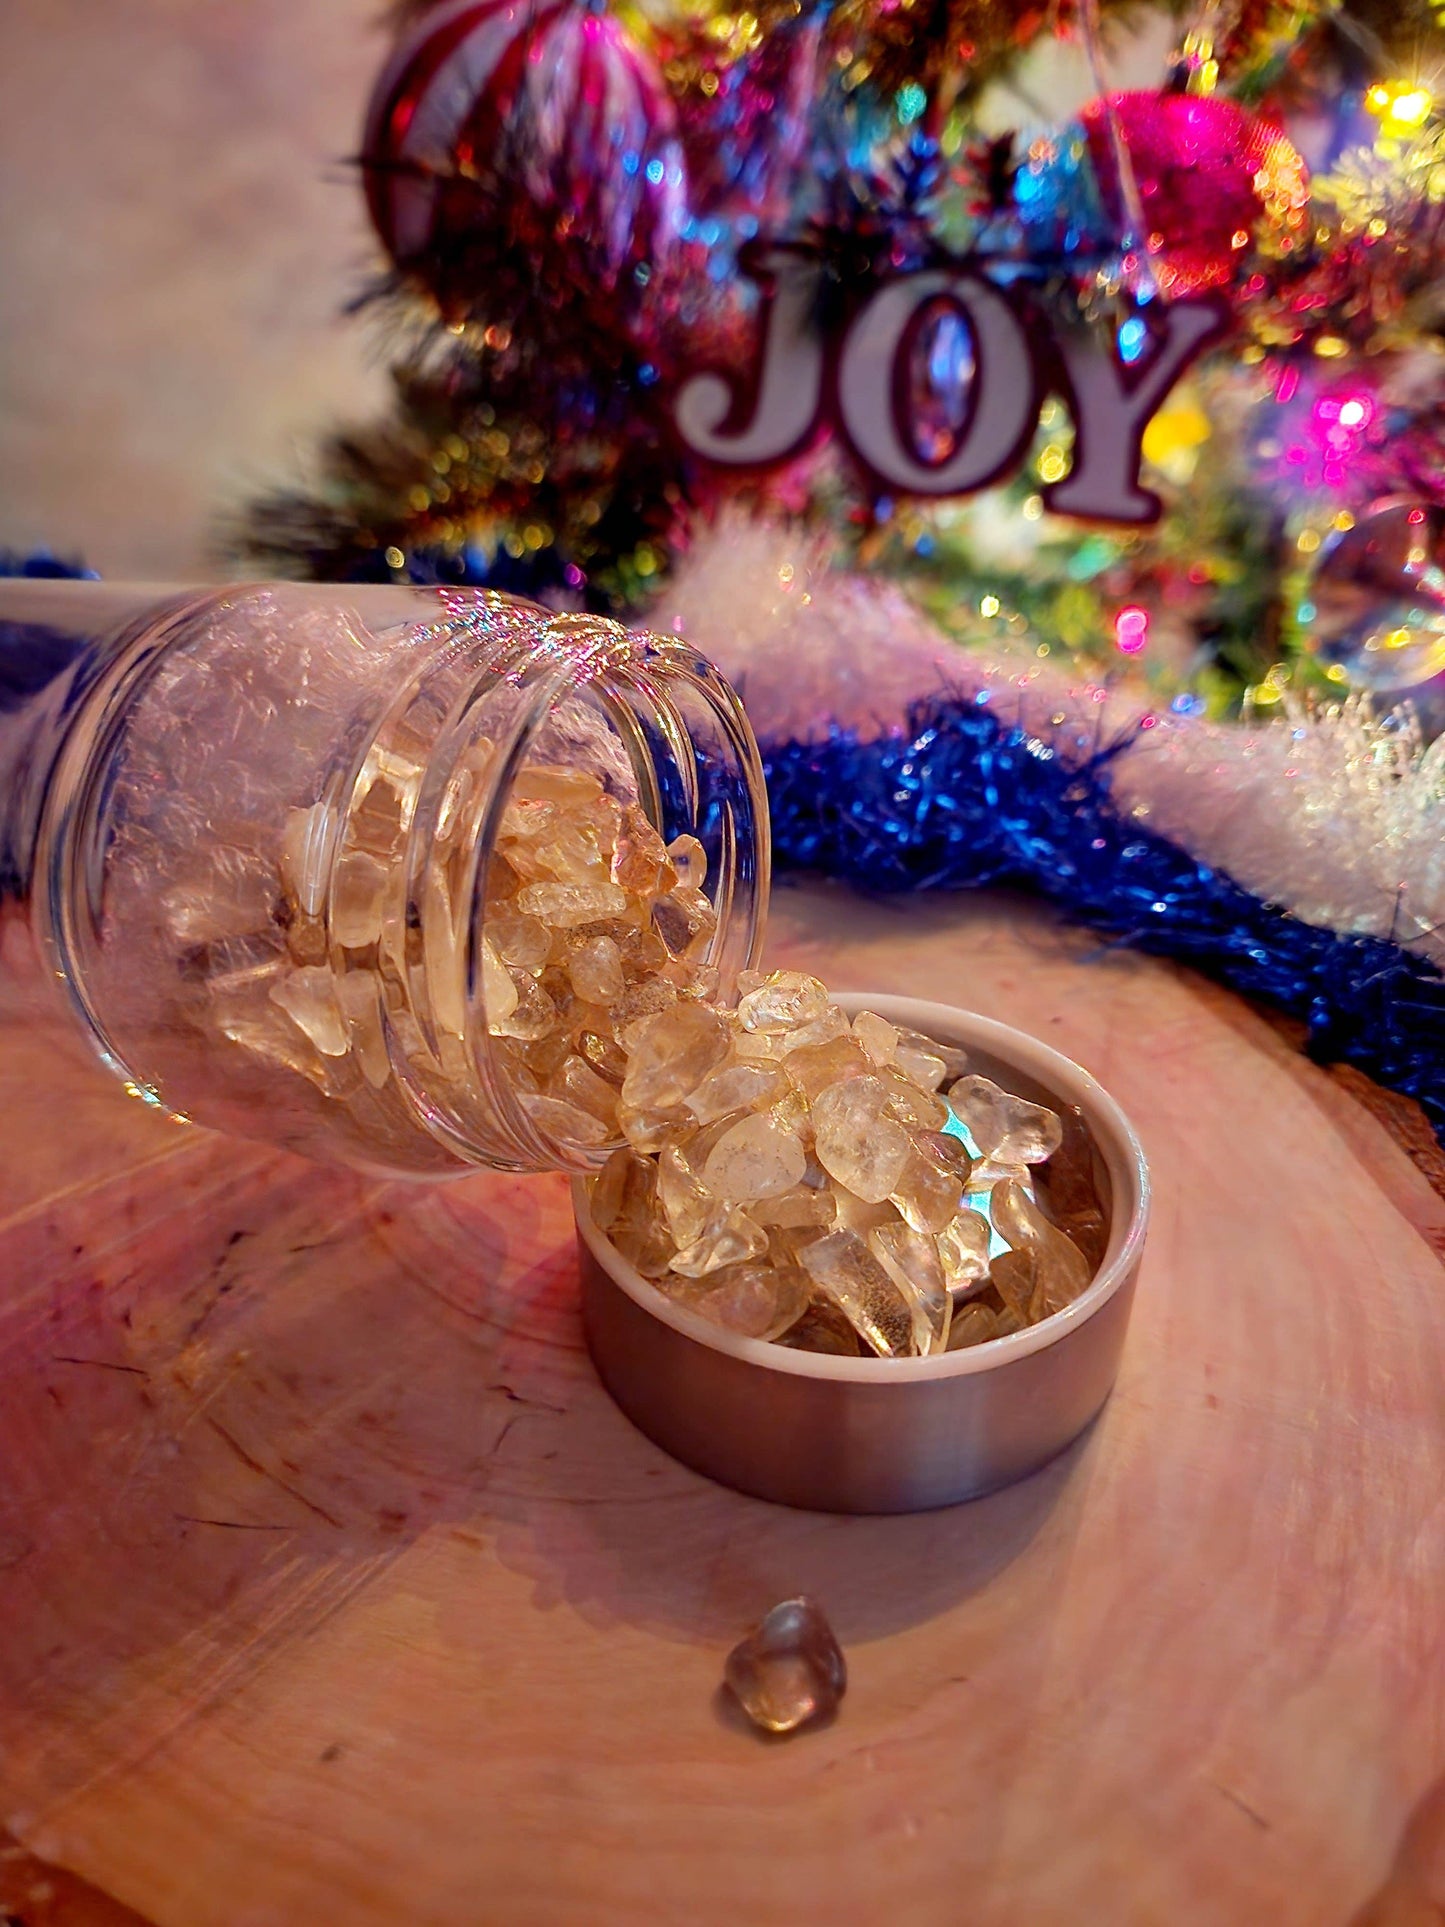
top-left (575, 993), bottom-right (1151, 1514)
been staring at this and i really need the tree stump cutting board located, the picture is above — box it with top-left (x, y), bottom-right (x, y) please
top-left (1, 880), bottom-right (1443, 1927)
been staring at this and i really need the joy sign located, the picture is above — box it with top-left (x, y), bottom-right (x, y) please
top-left (673, 250), bottom-right (1227, 523)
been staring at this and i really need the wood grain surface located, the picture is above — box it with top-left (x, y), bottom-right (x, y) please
top-left (1, 880), bottom-right (1443, 1927)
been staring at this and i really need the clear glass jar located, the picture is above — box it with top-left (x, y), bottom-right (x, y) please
top-left (0, 581), bottom-right (768, 1175)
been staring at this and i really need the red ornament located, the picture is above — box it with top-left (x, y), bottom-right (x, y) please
top-left (362, 0), bottom-right (687, 293)
top-left (1080, 91), bottom-right (1308, 296)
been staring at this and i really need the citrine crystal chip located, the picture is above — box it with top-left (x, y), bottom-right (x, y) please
top-left (723, 1597), bottom-right (847, 1735)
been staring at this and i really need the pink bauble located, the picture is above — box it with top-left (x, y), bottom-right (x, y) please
top-left (362, 0), bottom-right (687, 293)
top-left (1081, 91), bottom-right (1309, 296)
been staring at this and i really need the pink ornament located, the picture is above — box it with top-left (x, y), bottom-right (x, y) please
top-left (362, 0), bottom-right (687, 292)
top-left (1080, 91), bottom-right (1309, 297)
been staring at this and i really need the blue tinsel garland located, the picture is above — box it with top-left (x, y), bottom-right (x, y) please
top-left (2, 552), bottom-right (1440, 1142)
top-left (760, 693), bottom-right (1445, 1140)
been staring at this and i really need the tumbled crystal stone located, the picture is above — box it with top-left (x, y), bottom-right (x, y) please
top-left (567, 934), bottom-right (625, 1007)
top-left (655, 1142), bottom-right (712, 1246)
top-left (270, 967), bottom-right (349, 1057)
top-left (800, 1229), bottom-right (919, 1357)
top-left (702, 1112), bottom-right (807, 1203)
top-left (516, 879), bottom-right (628, 927)
top-left (612, 804), bottom-right (674, 896)
top-left (669, 1204), bottom-right (768, 1277)
top-left (936, 1207), bottom-right (992, 1296)
top-left (751, 1184), bottom-right (837, 1233)
top-left (812, 1077), bottom-right (911, 1204)
top-left (667, 833), bottom-right (708, 890)
top-left (774, 1298), bottom-right (862, 1355)
top-left (686, 1058), bottom-right (787, 1124)
top-left (897, 1025), bottom-right (969, 1084)
top-left (520, 1092), bottom-right (612, 1148)
top-left (866, 1221), bottom-right (949, 1354)
top-left (783, 1034), bottom-right (871, 1100)
top-left (851, 1009), bottom-right (898, 1067)
top-left (946, 1303), bottom-right (999, 1350)
top-left (737, 970), bottom-right (829, 1035)
top-left (331, 848), bottom-right (389, 948)
top-left (890, 1141), bottom-right (963, 1233)
top-left (1040, 1104), bottom-right (1110, 1271)
top-left (684, 1262), bottom-right (810, 1341)
top-left (621, 1002), bottom-right (730, 1112)
top-left (553, 1054), bottom-right (620, 1129)
top-left (947, 1075), bottom-right (1063, 1165)
top-left (991, 1177), bottom-right (1093, 1319)
top-left (480, 937), bottom-right (518, 1028)
top-left (489, 911), bottom-right (552, 974)
top-left (723, 1597), bottom-right (847, 1735)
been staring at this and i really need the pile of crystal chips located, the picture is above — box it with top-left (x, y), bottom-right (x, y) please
top-left (196, 739), bottom-right (718, 1153)
top-left (197, 724), bottom-right (1104, 1349)
top-left (474, 762), bottom-right (720, 1150)
top-left (588, 968), bottom-right (1107, 1358)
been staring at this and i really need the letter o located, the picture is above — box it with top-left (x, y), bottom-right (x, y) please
top-left (836, 272), bottom-right (1040, 496)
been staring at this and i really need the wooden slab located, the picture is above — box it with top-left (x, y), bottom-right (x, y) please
top-left (2, 881), bottom-right (1443, 1927)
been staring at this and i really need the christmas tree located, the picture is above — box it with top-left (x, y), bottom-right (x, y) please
top-left (237, 0), bottom-right (1445, 723)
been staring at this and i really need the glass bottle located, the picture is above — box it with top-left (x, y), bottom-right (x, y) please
top-left (0, 580), bottom-right (768, 1175)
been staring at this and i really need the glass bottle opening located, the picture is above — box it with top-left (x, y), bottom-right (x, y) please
top-left (30, 584), bottom-right (769, 1178)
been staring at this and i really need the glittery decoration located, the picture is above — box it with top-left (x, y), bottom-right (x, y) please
top-left (760, 696), bottom-right (1445, 1140)
top-left (1304, 499), bottom-right (1445, 723)
top-left (1079, 91), bottom-right (1310, 295)
top-left (362, 0), bottom-right (687, 303)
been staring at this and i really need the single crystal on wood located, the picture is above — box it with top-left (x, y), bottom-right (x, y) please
top-left (723, 1598), bottom-right (847, 1735)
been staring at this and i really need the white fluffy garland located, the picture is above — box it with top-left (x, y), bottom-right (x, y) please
top-left (651, 512), bottom-right (1445, 966)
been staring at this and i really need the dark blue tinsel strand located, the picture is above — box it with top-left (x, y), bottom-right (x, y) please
top-left (1, 555), bottom-right (1441, 1143)
top-left (759, 694), bottom-right (1445, 1142)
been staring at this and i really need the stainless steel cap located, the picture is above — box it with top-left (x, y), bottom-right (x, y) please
top-left (575, 992), bottom-right (1150, 1513)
